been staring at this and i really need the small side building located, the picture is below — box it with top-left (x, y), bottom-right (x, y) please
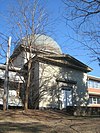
top-left (0, 64), bottom-right (23, 107)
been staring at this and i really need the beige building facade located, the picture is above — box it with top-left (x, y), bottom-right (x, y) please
top-left (0, 34), bottom-right (97, 109)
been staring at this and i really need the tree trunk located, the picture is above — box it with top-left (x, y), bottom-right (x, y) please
top-left (24, 45), bottom-right (32, 111)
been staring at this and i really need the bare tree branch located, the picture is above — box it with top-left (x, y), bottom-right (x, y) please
top-left (63, 0), bottom-right (100, 64)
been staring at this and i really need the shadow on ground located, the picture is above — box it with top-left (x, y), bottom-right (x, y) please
top-left (0, 109), bottom-right (100, 133)
top-left (0, 122), bottom-right (50, 133)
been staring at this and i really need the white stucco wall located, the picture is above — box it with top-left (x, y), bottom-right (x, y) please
top-left (0, 69), bottom-right (24, 83)
top-left (12, 52), bottom-right (25, 68)
top-left (12, 51), bottom-right (35, 68)
top-left (39, 62), bottom-right (61, 108)
top-left (0, 88), bottom-right (23, 106)
top-left (61, 67), bottom-right (89, 106)
top-left (38, 62), bottom-right (89, 108)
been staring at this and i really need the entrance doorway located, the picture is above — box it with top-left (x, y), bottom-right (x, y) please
top-left (61, 88), bottom-right (72, 108)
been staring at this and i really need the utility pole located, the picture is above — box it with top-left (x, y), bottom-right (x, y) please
top-left (3, 36), bottom-right (11, 111)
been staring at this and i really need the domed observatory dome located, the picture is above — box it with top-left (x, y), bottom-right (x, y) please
top-left (11, 34), bottom-right (62, 68)
top-left (20, 34), bottom-right (62, 54)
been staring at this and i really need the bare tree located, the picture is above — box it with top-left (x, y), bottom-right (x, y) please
top-left (63, 0), bottom-right (100, 64)
top-left (0, 0), bottom-right (66, 111)
top-left (0, 32), bottom-right (9, 63)
top-left (0, 0), bottom-right (49, 110)
top-left (22, 57), bottom-right (61, 109)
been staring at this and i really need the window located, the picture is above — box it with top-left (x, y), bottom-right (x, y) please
top-left (97, 98), bottom-right (100, 104)
top-left (89, 96), bottom-right (100, 104)
top-left (92, 97), bottom-right (97, 104)
top-left (89, 97), bottom-right (92, 104)
top-left (88, 80), bottom-right (100, 89)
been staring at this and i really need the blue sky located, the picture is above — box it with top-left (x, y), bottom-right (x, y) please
top-left (0, 0), bottom-right (99, 77)
top-left (43, 0), bottom-right (100, 77)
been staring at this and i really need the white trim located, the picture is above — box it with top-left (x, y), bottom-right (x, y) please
top-left (88, 92), bottom-right (100, 95)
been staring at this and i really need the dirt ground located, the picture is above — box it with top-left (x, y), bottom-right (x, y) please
top-left (0, 109), bottom-right (100, 133)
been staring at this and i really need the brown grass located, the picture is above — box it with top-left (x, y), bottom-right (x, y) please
top-left (0, 109), bottom-right (100, 133)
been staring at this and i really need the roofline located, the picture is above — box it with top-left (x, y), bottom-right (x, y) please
top-left (42, 54), bottom-right (92, 72)
top-left (88, 75), bottom-right (100, 82)
top-left (67, 54), bottom-right (92, 70)
top-left (0, 64), bottom-right (21, 72)
top-left (33, 55), bottom-right (92, 72)
top-left (45, 54), bottom-right (92, 71)
top-left (10, 44), bottom-right (60, 61)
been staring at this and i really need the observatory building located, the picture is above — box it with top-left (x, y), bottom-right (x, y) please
top-left (0, 34), bottom-right (100, 111)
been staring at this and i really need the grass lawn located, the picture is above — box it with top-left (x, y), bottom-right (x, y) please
top-left (0, 109), bottom-right (100, 133)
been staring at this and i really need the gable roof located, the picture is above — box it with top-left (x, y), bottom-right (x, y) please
top-left (11, 43), bottom-right (92, 73)
top-left (32, 54), bottom-right (92, 72)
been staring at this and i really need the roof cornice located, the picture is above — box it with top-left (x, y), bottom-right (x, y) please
top-left (35, 55), bottom-right (92, 72)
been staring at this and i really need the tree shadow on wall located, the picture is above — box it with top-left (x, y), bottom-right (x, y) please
top-left (60, 68), bottom-right (90, 116)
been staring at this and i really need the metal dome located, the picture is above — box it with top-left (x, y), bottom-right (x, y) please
top-left (21, 34), bottom-right (62, 54)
